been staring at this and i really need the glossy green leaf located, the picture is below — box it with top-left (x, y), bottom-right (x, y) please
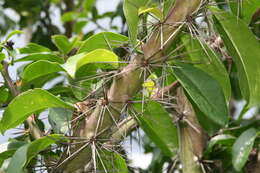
top-left (0, 86), bottom-right (9, 103)
top-left (0, 149), bottom-right (16, 167)
top-left (212, 8), bottom-right (260, 107)
top-left (0, 53), bottom-right (5, 70)
top-left (173, 63), bottom-right (228, 126)
top-left (15, 53), bottom-right (64, 64)
top-left (22, 60), bottom-right (64, 83)
top-left (182, 35), bottom-right (231, 101)
top-left (232, 128), bottom-right (258, 171)
top-left (52, 35), bottom-right (73, 54)
top-left (83, 0), bottom-right (96, 13)
top-left (61, 11), bottom-right (80, 23)
top-left (19, 43), bottom-right (51, 54)
top-left (63, 49), bottom-right (119, 78)
top-left (21, 73), bottom-right (60, 91)
top-left (229, 0), bottom-right (260, 24)
top-left (0, 89), bottom-right (74, 133)
top-left (73, 21), bottom-right (88, 34)
top-left (78, 32), bottom-right (128, 53)
top-left (138, 7), bottom-right (163, 20)
top-left (25, 134), bottom-right (66, 167)
top-left (0, 52), bottom-right (6, 61)
top-left (123, 0), bottom-right (149, 46)
top-left (48, 108), bottom-right (73, 133)
top-left (5, 30), bottom-right (23, 41)
top-left (205, 134), bottom-right (235, 154)
top-left (134, 101), bottom-right (178, 157)
top-left (98, 151), bottom-right (129, 173)
top-left (6, 144), bottom-right (28, 173)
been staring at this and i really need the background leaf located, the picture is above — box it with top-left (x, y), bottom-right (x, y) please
top-left (21, 60), bottom-right (64, 83)
top-left (52, 35), bottom-right (73, 54)
top-left (98, 151), bottom-right (129, 173)
top-left (123, 0), bottom-right (148, 46)
top-left (48, 108), bottom-right (73, 133)
top-left (19, 43), bottom-right (51, 54)
top-left (15, 53), bottom-right (64, 64)
top-left (63, 49), bottom-right (119, 78)
top-left (0, 89), bottom-right (74, 133)
top-left (78, 32), bottom-right (128, 53)
top-left (6, 144), bottom-right (28, 173)
top-left (134, 101), bottom-right (178, 157)
top-left (25, 134), bottom-right (66, 167)
top-left (212, 8), bottom-right (260, 107)
top-left (181, 34), bottom-right (231, 101)
top-left (173, 62), bottom-right (228, 127)
top-left (232, 128), bottom-right (258, 171)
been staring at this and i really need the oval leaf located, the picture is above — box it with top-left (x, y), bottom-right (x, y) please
top-left (0, 89), bottom-right (74, 133)
top-left (63, 49), bottom-right (119, 78)
top-left (22, 60), bottom-right (64, 83)
top-left (134, 101), bottom-right (178, 157)
top-left (19, 43), bottom-right (51, 54)
top-left (173, 62), bottom-right (228, 126)
top-left (48, 108), bottom-right (73, 133)
top-left (78, 32), bottom-right (128, 53)
top-left (98, 151), bottom-right (129, 173)
top-left (123, 0), bottom-right (149, 46)
top-left (232, 128), bottom-right (258, 171)
top-left (25, 134), bottom-right (66, 167)
top-left (6, 144), bottom-right (28, 173)
top-left (15, 53), bottom-right (64, 64)
top-left (181, 34), bottom-right (231, 101)
top-left (205, 134), bottom-right (235, 155)
top-left (52, 35), bottom-right (73, 54)
top-left (212, 8), bottom-right (260, 107)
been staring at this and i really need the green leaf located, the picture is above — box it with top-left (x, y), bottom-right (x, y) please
top-left (138, 7), bottom-right (163, 20)
top-left (229, 0), bottom-right (260, 24)
top-left (212, 8), bottom-right (260, 107)
top-left (0, 149), bottom-right (16, 167)
top-left (232, 128), bottom-right (258, 171)
top-left (205, 134), bottom-right (235, 155)
top-left (181, 34), bottom-right (231, 101)
top-left (19, 43), bottom-right (51, 54)
top-left (83, 0), bottom-right (96, 13)
top-left (15, 53), bottom-right (64, 64)
top-left (5, 30), bottom-right (23, 41)
top-left (134, 101), bottom-right (178, 157)
top-left (21, 60), bottom-right (64, 83)
top-left (63, 49), bottom-right (119, 78)
top-left (98, 151), bottom-right (128, 173)
top-left (61, 11), bottom-right (80, 23)
top-left (78, 32), bottom-right (128, 53)
top-left (73, 21), bottom-right (88, 34)
top-left (6, 144), bottom-right (28, 173)
top-left (173, 63), bottom-right (228, 126)
top-left (52, 35), bottom-right (73, 54)
top-left (0, 52), bottom-right (6, 61)
top-left (0, 86), bottom-right (9, 103)
top-left (48, 108), bottom-right (73, 133)
top-left (123, 0), bottom-right (149, 46)
top-left (0, 89), bottom-right (74, 133)
top-left (25, 134), bottom-right (66, 167)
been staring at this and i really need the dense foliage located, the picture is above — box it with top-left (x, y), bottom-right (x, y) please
top-left (0, 0), bottom-right (260, 172)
